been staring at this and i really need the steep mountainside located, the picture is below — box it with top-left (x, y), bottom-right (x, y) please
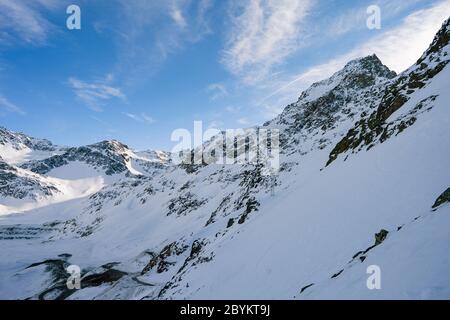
top-left (0, 18), bottom-right (449, 300)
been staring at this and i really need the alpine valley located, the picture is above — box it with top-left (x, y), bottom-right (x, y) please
top-left (1, 18), bottom-right (450, 300)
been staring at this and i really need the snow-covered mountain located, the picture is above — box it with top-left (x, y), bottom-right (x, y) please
top-left (0, 18), bottom-right (449, 300)
top-left (0, 127), bottom-right (66, 165)
top-left (21, 140), bottom-right (171, 177)
top-left (0, 131), bottom-right (170, 215)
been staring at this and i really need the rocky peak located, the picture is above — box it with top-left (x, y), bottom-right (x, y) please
top-left (88, 140), bottom-right (132, 157)
top-left (0, 127), bottom-right (56, 152)
top-left (295, 54), bottom-right (396, 107)
top-left (268, 54), bottom-right (396, 145)
top-left (341, 54), bottom-right (396, 81)
top-left (330, 54), bottom-right (396, 93)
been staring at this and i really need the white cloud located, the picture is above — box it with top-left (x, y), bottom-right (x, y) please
top-left (195, 0), bottom-right (214, 39)
top-left (319, 1), bottom-right (450, 74)
top-left (68, 77), bottom-right (126, 111)
top-left (222, 0), bottom-right (314, 84)
top-left (207, 83), bottom-right (229, 100)
top-left (123, 112), bottom-right (155, 124)
top-left (208, 120), bottom-right (224, 129)
top-left (259, 0), bottom-right (450, 107)
top-left (327, 7), bottom-right (367, 37)
top-left (327, 0), bottom-right (425, 37)
top-left (0, 95), bottom-right (25, 115)
top-left (113, 0), bottom-right (214, 83)
top-left (359, 1), bottom-right (450, 72)
top-left (141, 113), bottom-right (155, 123)
top-left (225, 105), bottom-right (241, 113)
top-left (237, 118), bottom-right (250, 125)
top-left (0, 0), bottom-right (60, 46)
top-left (171, 7), bottom-right (188, 29)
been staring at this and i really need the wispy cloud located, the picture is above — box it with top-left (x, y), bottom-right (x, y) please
top-left (225, 105), bottom-right (241, 113)
top-left (123, 112), bottom-right (155, 124)
top-left (207, 83), bottom-right (229, 100)
top-left (110, 0), bottom-right (215, 84)
top-left (90, 116), bottom-right (110, 127)
top-left (0, 0), bottom-right (60, 46)
top-left (258, 0), bottom-right (450, 109)
top-left (170, 6), bottom-right (188, 29)
top-left (222, 0), bottom-right (314, 84)
top-left (68, 77), bottom-right (126, 111)
top-left (208, 120), bottom-right (224, 129)
top-left (237, 117), bottom-right (250, 125)
top-left (0, 95), bottom-right (25, 115)
top-left (359, 1), bottom-right (450, 72)
top-left (327, 0), bottom-right (426, 37)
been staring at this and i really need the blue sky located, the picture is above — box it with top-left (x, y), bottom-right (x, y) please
top-left (0, 0), bottom-right (449, 150)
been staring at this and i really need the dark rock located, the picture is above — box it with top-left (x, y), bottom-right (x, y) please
top-left (375, 229), bottom-right (389, 245)
top-left (352, 251), bottom-right (364, 259)
top-left (82, 269), bottom-right (127, 287)
top-left (141, 242), bottom-right (188, 275)
top-left (167, 192), bottom-right (207, 216)
top-left (331, 269), bottom-right (344, 279)
top-left (432, 188), bottom-right (450, 209)
top-left (300, 283), bottom-right (314, 294)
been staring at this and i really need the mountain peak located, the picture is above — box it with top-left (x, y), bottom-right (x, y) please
top-left (88, 140), bottom-right (131, 154)
top-left (340, 53), bottom-right (396, 80)
top-left (344, 53), bottom-right (380, 67)
top-left (293, 54), bottom-right (395, 106)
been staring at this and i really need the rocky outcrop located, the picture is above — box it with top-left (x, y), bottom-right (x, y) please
top-left (432, 188), bottom-right (450, 209)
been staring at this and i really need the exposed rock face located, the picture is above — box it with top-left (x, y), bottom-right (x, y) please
top-left (82, 269), bottom-right (127, 287)
top-left (432, 188), bottom-right (450, 209)
top-left (375, 229), bottom-right (389, 245)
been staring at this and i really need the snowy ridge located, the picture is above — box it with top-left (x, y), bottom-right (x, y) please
top-left (21, 140), bottom-right (171, 178)
top-left (0, 127), bottom-right (66, 165)
top-left (0, 133), bottom-right (170, 216)
top-left (0, 17), bottom-right (449, 300)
